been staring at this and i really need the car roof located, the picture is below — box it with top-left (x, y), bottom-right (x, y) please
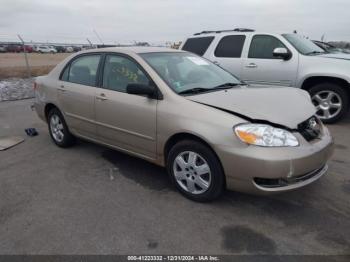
top-left (80, 46), bottom-right (185, 55)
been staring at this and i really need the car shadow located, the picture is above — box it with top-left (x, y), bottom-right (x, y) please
top-left (101, 148), bottom-right (174, 192)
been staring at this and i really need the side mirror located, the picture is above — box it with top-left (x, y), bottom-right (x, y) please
top-left (126, 83), bottom-right (156, 98)
top-left (273, 47), bottom-right (291, 60)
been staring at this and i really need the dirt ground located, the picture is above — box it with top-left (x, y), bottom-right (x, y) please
top-left (0, 53), bottom-right (71, 79)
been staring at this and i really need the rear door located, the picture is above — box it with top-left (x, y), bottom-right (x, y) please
top-left (241, 34), bottom-right (298, 86)
top-left (206, 34), bottom-right (247, 79)
top-left (58, 54), bottom-right (101, 138)
top-left (94, 54), bottom-right (157, 160)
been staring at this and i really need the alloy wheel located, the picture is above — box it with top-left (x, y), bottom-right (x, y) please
top-left (173, 151), bottom-right (211, 194)
top-left (312, 90), bottom-right (342, 120)
top-left (50, 114), bottom-right (64, 143)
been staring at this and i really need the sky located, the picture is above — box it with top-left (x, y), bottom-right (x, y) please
top-left (0, 0), bottom-right (349, 45)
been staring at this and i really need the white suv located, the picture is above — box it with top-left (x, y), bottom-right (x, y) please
top-left (180, 29), bottom-right (350, 123)
top-left (35, 45), bottom-right (57, 54)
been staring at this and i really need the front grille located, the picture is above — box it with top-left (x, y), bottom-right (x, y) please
top-left (297, 116), bottom-right (321, 142)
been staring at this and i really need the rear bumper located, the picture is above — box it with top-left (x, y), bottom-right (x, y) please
top-left (215, 128), bottom-right (334, 194)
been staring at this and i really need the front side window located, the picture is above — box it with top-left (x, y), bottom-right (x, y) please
top-left (248, 35), bottom-right (286, 59)
top-left (215, 35), bottom-right (246, 58)
top-left (67, 55), bottom-right (101, 86)
top-left (102, 55), bottom-right (150, 93)
top-left (182, 37), bottom-right (214, 56)
top-left (141, 52), bottom-right (241, 95)
top-left (283, 34), bottom-right (326, 55)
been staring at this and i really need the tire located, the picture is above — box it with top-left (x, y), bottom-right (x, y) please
top-left (309, 82), bottom-right (349, 124)
top-left (47, 108), bottom-right (75, 147)
top-left (167, 140), bottom-right (224, 202)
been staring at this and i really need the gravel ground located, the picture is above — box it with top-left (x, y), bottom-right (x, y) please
top-left (0, 78), bottom-right (34, 101)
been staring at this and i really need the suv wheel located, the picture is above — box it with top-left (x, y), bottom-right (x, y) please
top-left (309, 82), bottom-right (349, 123)
top-left (167, 140), bottom-right (224, 202)
top-left (48, 108), bottom-right (75, 147)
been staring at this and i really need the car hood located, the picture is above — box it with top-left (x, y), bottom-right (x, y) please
top-left (318, 53), bottom-right (350, 61)
top-left (187, 86), bottom-right (316, 129)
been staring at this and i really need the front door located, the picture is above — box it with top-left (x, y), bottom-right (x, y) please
top-left (95, 54), bottom-right (157, 160)
top-left (241, 34), bottom-right (298, 87)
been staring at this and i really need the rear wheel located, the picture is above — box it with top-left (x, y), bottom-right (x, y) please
top-left (309, 82), bottom-right (349, 123)
top-left (167, 140), bottom-right (224, 202)
top-left (48, 108), bottom-right (75, 147)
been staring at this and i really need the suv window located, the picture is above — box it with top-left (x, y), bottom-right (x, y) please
top-left (102, 55), bottom-right (150, 93)
top-left (248, 35), bottom-right (286, 59)
top-left (66, 55), bottom-right (101, 86)
top-left (182, 37), bottom-right (214, 56)
top-left (214, 35), bottom-right (246, 58)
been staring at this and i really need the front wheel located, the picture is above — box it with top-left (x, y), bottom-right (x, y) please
top-left (167, 140), bottom-right (224, 202)
top-left (309, 83), bottom-right (349, 124)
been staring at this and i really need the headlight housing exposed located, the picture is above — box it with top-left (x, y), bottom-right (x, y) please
top-left (234, 124), bottom-right (299, 147)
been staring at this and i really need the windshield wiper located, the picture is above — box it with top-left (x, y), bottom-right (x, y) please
top-left (213, 82), bottom-right (241, 89)
top-left (305, 51), bottom-right (325, 55)
top-left (178, 83), bottom-right (241, 95)
top-left (178, 87), bottom-right (211, 95)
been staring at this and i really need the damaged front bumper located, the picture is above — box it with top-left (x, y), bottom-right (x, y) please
top-left (252, 164), bottom-right (328, 192)
top-left (215, 127), bottom-right (334, 194)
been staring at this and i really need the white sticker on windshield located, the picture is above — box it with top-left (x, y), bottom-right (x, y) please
top-left (187, 56), bottom-right (209, 65)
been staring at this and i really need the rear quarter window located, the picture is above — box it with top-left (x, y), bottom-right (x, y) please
top-left (182, 37), bottom-right (214, 56)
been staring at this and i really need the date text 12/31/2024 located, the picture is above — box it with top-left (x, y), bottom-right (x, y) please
top-left (127, 255), bottom-right (220, 261)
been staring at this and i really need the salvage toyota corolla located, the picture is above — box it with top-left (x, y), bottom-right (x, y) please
top-left (33, 47), bottom-right (334, 201)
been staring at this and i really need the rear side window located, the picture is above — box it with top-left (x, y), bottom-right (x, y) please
top-left (214, 35), bottom-right (246, 58)
top-left (64, 55), bottom-right (101, 86)
top-left (248, 35), bottom-right (286, 59)
top-left (182, 37), bottom-right (214, 56)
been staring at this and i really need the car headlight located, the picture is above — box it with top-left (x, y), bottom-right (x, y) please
top-left (234, 123), bottom-right (299, 147)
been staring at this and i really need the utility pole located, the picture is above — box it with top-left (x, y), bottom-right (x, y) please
top-left (93, 29), bottom-right (104, 46)
top-left (86, 38), bottom-right (93, 47)
top-left (17, 34), bottom-right (31, 78)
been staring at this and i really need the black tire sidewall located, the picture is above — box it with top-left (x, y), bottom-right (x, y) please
top-left (47, 108), bottom-right (75, 147)
top-left (167, 140), bottom-right (224, 202)
top-left (309, 82), bottom-right (349, 124)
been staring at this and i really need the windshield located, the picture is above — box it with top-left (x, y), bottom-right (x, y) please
top-left (283, 34), bottom-right (326, 55)
top-left (140, 52), bottom-right (241, 95)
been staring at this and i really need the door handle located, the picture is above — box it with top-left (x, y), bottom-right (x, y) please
top-left (213, 61), bottom-right (220, 66)
top-left (57, 85), bottom-right (66, 92)
top-left (96, 93), bottom-right (108, 101)
top-left (245, 63), bottom-right (257, 68)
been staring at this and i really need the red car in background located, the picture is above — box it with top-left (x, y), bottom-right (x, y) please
top-left (19, 45), bottom-right (33, 53)
top-left (6, 45), bottom-right (22, 52)
top-left (5, 44), bottom-right (33, 53)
